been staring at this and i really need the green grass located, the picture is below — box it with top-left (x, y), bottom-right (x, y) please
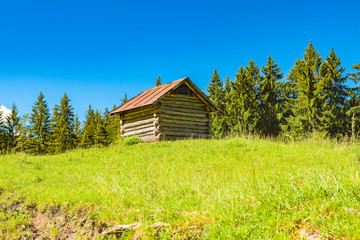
top-left (1, 137), bottom-right (360, 239)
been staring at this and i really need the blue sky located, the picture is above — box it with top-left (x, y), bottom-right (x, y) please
top-left (1, 0), bottom-right (360, 120)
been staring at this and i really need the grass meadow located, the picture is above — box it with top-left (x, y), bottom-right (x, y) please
top-left (1, 137), bottom-right (360, 239)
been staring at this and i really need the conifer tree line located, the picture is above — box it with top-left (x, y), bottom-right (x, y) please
top-left (0, 93), bottom-right (121, 154)
top-left (207, 41), bottom-right (360, 139)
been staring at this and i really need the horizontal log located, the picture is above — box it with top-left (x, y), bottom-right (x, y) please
top-left (163, 95), bottom-right (203, 104)
top-left (122, 126), bottom-right (155, 137)
top-left (159, 105), bottom-right (208, 114)
top-left (160, 122), bottom-right (209, 130)
top-left (139, 131), bottom-right (155, 137)
top-left (161, 100), bottom-right (205, 107)
top-left (159, 109), bottom-right (207, 118)
top-left (167, 94), bottom-right (199, 100)
top-left (159, 113), bottom-right (209, 123)
top-left (160, 103), bottom-right (206, 111)
top-left (122, 118), bottom-right (154, 129)
top-left (123, 105), bottom-right (155, 116)
top-left (161, 126), bottom-right (209, 134)
top-left (163, 130), bottom-right (210, 137)
top-left (160, 117), bottom-right (208, 126)
top-left (122, 122), bottom-right (155, 133)
top-left (123, 109), bottom-right (157, 120)
top-left (140, 135), bottom-right (157, 142)
top-left (122, 114), bottom-right (155, 122)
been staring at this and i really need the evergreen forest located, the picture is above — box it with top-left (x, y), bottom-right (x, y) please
top-left (1, 42), bottom-right (360, 155)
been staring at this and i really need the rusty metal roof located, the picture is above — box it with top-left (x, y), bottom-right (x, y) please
top-left (110, 78), bottom-right (187, 114)
top-left (110, 77), bottom-right (219, 114)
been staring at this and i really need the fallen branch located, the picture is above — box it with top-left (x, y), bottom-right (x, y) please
top-left (101, 223), bottom-right (141, 235)
top-left (102, 222), bottom-right (170, 235)
top-left (148, 222), bottom-right (170, 228)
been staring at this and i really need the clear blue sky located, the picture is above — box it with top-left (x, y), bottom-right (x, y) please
top-left (1, 0), bottom-right (359, 120)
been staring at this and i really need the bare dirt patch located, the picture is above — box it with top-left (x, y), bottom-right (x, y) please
top-left (0, 196), bottom-right (106, 239)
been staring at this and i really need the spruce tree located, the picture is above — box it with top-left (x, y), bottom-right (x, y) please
top-left (103, 108), bottom-right (120, 145)
top-left (4, 103), bottom-right (22, 152)
top-left (258, 56), bottom-right (284, 136)
top-left (223, 75), bottom-right (232, 135)
top-left (94, 110), bottom-right (106, 146)
top-left (286, 41), bottom-right (323, 135)
top-left (121, 93), bottom-right (128, 105)
top-left (228, 61), bottom-right (260, 135)
top-left (51, 93), bottom-right (75, 153)
top-left (347, 63), bottom-right (360, 140)
top-left (207, 68), bottom-right (226, 137)
top-left (319, 48), bottom-right (348, 137)
top-left (80, 105), bottom-right (96, 148)
top-left (349, 63), bottom-right (360, 83)
top-left (0, 109), bottom-right (7, 153)
top-left (28, 92), bottom-right (52, 154)
top-left (155, 76), bottom-right (162, 86)
top-left (73, 114), bottom-right (81, 148)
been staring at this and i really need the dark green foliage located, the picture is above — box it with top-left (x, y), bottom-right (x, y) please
top-left (80, 106), bottom-right (119, 149)
top-left (155, 76), bottom-right (162, 87)
top-left (257, 56), bottom-right (284, 136)
top-left (121, 93), bottom-right (128, 105)
top-left (28, 92), bottom-right (52, 154)
top-left (103, 108), bottom-right (120, 145)
top-left (207, 68), bottom-right (226, 138)
top-left (123, 135), bottom-right (141, 145)
top-left (80, 105), bottom-right (96, 148)
top-left (51, 93), bottom-right (75, 153)
top-left (73, 114), bottom-right (81, 148)
top-left (286, 41), bottom-right (323, 135)
top-left (227, 61), bottom-right (260, 135)
top-left (318, 48), bottom-right (348, 137)
top-left (4, 103), bottom-right (23, 152)
top-left (349, 63), bottom-right (360, 83)
top-left (2, 41), bottom-right (360, 155)
top-left (207, 42), bottom-right (357, 140)
top-left (94, 110), bottom-right (106, 146)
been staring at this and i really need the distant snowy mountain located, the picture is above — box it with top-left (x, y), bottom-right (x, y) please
top-left (0, 105), bottom-right (11, 122)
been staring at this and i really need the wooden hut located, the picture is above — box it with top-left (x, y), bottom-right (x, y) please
top-left (109, 77), bottom-right (218, 141)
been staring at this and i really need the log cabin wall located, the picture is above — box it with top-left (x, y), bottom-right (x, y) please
top-left (112, 78), bottom-right (217, 142)
top-left (157, 90), bottom-right (212, 140)
top-left (120, 105), bottom-right (160, 142)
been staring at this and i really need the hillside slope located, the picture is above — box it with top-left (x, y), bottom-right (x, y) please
top-left (1, 138), bottom-right (360, 239)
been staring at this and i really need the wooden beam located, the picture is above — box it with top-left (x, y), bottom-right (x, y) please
top-left (161, 100), bottom-right (205, 107)
top-left (140, 135), bottom-right (157, 142)
top-left (123, 109), bottom-right (156, 119)
top-left (160, 122), bottom-right (209, 130)
top-left (159, 113), bottom-right (209, 123)
top-left (163, 95), bottom-right (203, 104)
top-left (159, 109), bottom-right (207, 118)
top-left (122, 113), bottom-right (155, 122)
top-left (161, 126), bottom-right (209, 134)
top-left (123, 105), bottom-right (155, 116)
top-left (160, 117), bottom-right (208, 126)
top-left (122, 122), bottom-right (155, 133)
top-left (183, 81), bottom-right (217, 112)
top-left (122, 118), bottom-right (154, 129)
top-left (166, 94), bottom-right (199, 100)
top-left (160, 103), bottom-right (205, 111)
top-left (159, 105), bottom-right (207, 114)
top-left (122, 126), bottom-right (155, 137)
